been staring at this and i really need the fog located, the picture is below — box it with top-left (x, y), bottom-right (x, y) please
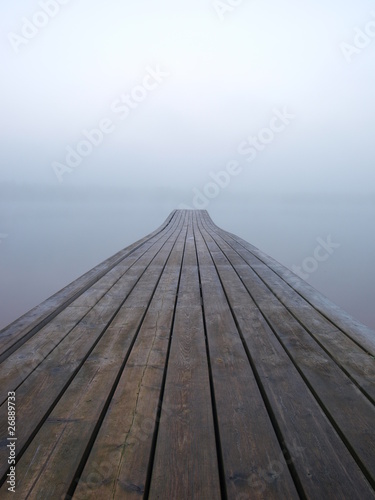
top-left (1, 0), bottom-right (374, 330)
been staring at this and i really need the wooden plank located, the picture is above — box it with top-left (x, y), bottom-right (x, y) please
top-left (148, 214), bottom-right (221, 500)
top-left (7, 214), bottom-right (186, 499)
top-left (201, 211), bottom-right (375, 357)
top-left (226, 245), bottom-right (375, 403)
top-left (197, 212), bottom-right (375, 498)
top-left (201, 214), bottom-right (375, 488)
top-left (0, 210), bottom-right (177, 362)
top-left (0, 213), bottom-right (184, 484)
top-left (201, 215), bottom-right (375, 403)
top-left (0, 212), bottom-right (183, 405)
top-left (206, 217), bottom-right (375, 403)
top-left (0, 209), bottom-right (373, 499)
top-left (0, 305), bottom-right (90, 406)
top-left (73, 212), bottom-right (189, 499)
top-left (193, 213), bottom-right (299, 499)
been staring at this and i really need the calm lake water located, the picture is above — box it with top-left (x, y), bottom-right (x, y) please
top-left (1, 188), bottom-right (374, 331)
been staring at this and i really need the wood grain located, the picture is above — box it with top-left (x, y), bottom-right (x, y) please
top-left (0, 210), bottom-right (373, 499)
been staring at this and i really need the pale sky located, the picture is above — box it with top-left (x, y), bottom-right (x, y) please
top-left (1, 0), bottom-right (374, 195)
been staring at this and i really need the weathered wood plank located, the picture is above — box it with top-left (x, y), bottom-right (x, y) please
top-left (0, 210), bottom-right (177, 362)
top-left (0, 213), bottom-right (184, 485)
top-left (73, 212), bottom-right (189, 499)
top-left (193, 213), bottom-right (299, 499)
top-left (230, 249), bottom-right (375, 402)
top-left (201, 215), bottom-right (375, 403)
top-left (0, 305), bottom-right (91, 406)
top-left (201, 211), bottom-right (375, 357)
top-left (148, 214), bottom-right (221, 500)
top-left (197, 212), bottom-right (375, 498)
top-left (0, 212), bottom-right (183, 406)
top-left (0, 209), bottom-right (373, 499)
top-left (7, 214), bottom-right (186, 499)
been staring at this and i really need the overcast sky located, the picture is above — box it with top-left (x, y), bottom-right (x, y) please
top-left (1, 0), bottom-right (375, 194)
top-left (1, 0), bottom-right (374, 329)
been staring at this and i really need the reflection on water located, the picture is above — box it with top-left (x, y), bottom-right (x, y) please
top-left (0, 187), bottom-right (374, 331)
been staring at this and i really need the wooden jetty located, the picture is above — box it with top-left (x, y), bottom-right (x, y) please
top-left (0, 209), bottom-right (374, 499)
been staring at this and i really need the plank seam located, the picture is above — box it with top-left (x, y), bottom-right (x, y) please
top-left (192, 212), bottom-right (227, 500)
top-left (195, 212), bottom-right (307, 499)
top-left (203, 214), bottom-right (375, 357)
top-left (200, 216), bottom-right (375, 406)
top-left (142, 214), bottom-right (189, 499)
top-left (0, 212), bottom-right (184, 491)
top-left (0, 212), bottom-right (184, 405)
top-left (0, 211), bottom-right (178, 363)
top-left (198, 214), bottom-right (375, 491)
top-left (65, 212), bottom-right (188, 500)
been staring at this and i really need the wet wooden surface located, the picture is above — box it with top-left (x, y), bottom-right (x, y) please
top-left (0, 210), bottom-right (374, 499)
